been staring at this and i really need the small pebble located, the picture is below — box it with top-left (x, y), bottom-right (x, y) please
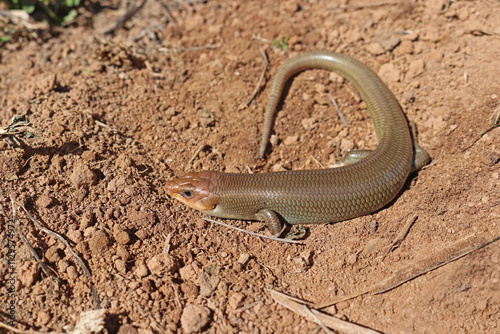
top-left (134, 260), bottom-right (149, 278)
top-left (237, 253), bottom-right (250, 266)
top-left (67, 265), bottom-right (78, 280)
top-left (346, 253), bottom-right (358, 266)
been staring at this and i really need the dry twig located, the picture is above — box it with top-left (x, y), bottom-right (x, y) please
top-left (252, 34), bottom-right (272, 44)
top-left (328, 1), bottom-right (399, 10)
top-left (95, 120), bottom-right (118, 132)
top-left (462, 125), bottom-right (500, 151)
top-left (203, 216), bottom-right (304, 244)
top-left (160, 1), bottom-right (178, 24)
top-left (181, 44), bottom-right (220, 52)
top-left (239, 48), bottom-right (269, 109)
top-left (302, 305), bottom-right (335, 334)
top-left (103, 0), bottom-right (147, 35)
top-left (163, 233), bottom-right (172, 254)
top-left (216, 298), bottom-right (232, 333)
top-left (171, 282), bottom-right (182, 308)
top-left (310, 156), bottom-right (325, 169)
top-left (20, 205), bottom-right (102, 310)
top-left (316, 233), bottom-right (500, 309)
top-left (489, 104), bottom-right (500, 125)
top-left (269, 290), bottom-right (382, 334)
top-left (383, 214), bottom-right (418, 258)
top-left (462, 105), bottom-right (500, 151)
top-left (0, 320), bottom-right (59, 334)
top-left (9, 196), bottom-right (54, 278)
top-left (328, 93), bottom-right (349, 128)
top-left (187, 144), bottom-right (207, 167)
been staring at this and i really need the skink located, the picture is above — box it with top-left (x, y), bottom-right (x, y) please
top-left (166, 51), bottom-right (429, 236)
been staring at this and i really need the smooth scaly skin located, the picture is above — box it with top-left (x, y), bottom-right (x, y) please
top-left (166, 51), bottom-right (429, 234)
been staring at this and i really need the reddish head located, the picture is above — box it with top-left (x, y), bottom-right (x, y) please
top-left (165, 171), bottom-right (218, 212)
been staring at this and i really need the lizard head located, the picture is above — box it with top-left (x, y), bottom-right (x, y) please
top-left (165, 171), bottom-right (218, 212)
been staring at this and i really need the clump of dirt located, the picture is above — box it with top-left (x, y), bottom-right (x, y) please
top-left (0, 0), bottom-right (499, 333)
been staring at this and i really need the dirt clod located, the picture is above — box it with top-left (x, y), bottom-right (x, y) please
top-left (146, 253), bottom-right (179, 276)
top-left (36, 311), bottom-right (51, 327)
top-left (18, 261), bottom-right (40, 288)
top-left (134, 260), bottom-right (149, 278)
top-left (66, 229), bottom-right (83, 244)
top-left (113, 225), bottom-right (131, 245)
top-left (117, 324), bottom-right (138, 334)
top-left (181, 304), bottom-right (211, 334)
top-left (88, 230), bottom-right (110, 255)
top-left (127, 209), bottom-right (157, 228)
top-left (45, 246), bottom-right (61, 263)
top-left (378, 62), bottom-right (401, 83)
top-left (198, 272), bottom-right (220, 297)
top-left (69, 162), bottom-right (97, 188)
top-left (35, 194), bottom-right (54, 208)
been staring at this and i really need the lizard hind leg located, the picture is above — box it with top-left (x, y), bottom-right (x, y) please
top-left (256, 208), bottom-right (284, 237)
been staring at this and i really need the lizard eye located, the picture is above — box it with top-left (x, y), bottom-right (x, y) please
top-left (181, 190), bottom-right (193, 198)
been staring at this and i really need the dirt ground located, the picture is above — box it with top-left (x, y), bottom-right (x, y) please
top-left (0, 0), bottom-right (499, 333)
